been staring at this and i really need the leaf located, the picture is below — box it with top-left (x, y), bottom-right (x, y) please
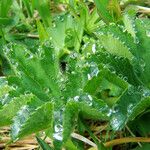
top-left (85, 8), bottom-right (101, 33)
top-left (87, 51), bottom-right (141, 86)
top-left (64, 139), bottom-right (78, 150)
top-left (110, 86), bottom-right (150, 131)
top-left (32, 0), bottom-right (51, 27)
top-left (96, 25), bottom-right (135, 60)
top-left (94, 0), bottom-right (113, 23)
top-left (133, 112), bottom-right (150, 137)
top-left (0, 77), bottom-right (11, 99)
top-left (63, 98), bottom-right (109, 143)
top-left (36, 136), bottom-right (53, 150)
top-left (37, 20), bottom-right (48, 42)
top-left (0, 0), bottom-right (13, 17)
top-left (63, 53), bottom-right (84, 101)
top-left (4, 42), bottom-right (61, 102)
top-left (135, 18), bottom-right (150, 88)
top-left (63, 101), bottom-right (79, 143)
top-left (23, 0), bottom-right (33, 17)
top-left (0, 17), bottom-right (14, 26)
top-left (11, 101), bottom-right (54, 140)
top-left (49, 13), bottom-right (84, 53)
top-left (107, 0), bottom-right (122, 22)
top-left (0, 94), bottom-right (33, 127)
top-left (79, 102), bottom-right (109, 120)
top-left (84, 65), bottom-right (128, 106)
top-left (123, 7), bottom-right (137, 39)
top-left (133, 144), bottom-right (150, 150)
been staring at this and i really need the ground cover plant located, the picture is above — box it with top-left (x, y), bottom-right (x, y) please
top-left (0, 0), bottom-right (150, 150)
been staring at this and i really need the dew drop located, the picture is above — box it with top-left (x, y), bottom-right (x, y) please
top-left (1, 94), bottom-right (9, 105)
top-left (71, 71), bottom-right (76, 75)
top-left (54, 124), bottom-right (63, 133)
top-left (24, 91), bottom-right (31, 95)
top-left (123, 76), bottom-right (128, 81)
top-left (53, 132), bottom-right (63, 141)
top-left (146, 30), bottom-right (150, 37)
top-left (87, 74), bottom-right (92, 80)
top-left (111, 117), bottom-right (120, 130)
top-left (134, 37), bottom-right (139, 44)
top-left (127, 103), bottom-right (134, 114)
top-left (44, 88), bottom-right (50, 94)
top-left (89, 62), bottom-right (99, 78)
top-left (143, 89), bottom-right (150, 97)
top-left (52, 22), bottom-right (56, 28)
top-left (92, 44), bottom-right (96, 54)
top-left (87, 95), bottom-right (93, 106)
top-left (74, 96), bottom-right (79, 102)
top-left (139, 59), bottom-right (145, 72)
top-left (12, 84), bottom-right (18, 90)
top-left (107, 109), bottom-right (113, 117)
top-left (70, 52), bottom-right (78, 59)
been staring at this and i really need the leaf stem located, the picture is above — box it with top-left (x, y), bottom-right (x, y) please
top-left (125, 125), bottom-right (142, 147)
top-left (136, 5), bottom-right (150, 13)
top-left (104, 137), bottom-right (150, 148)
top-left (71, 133), bottom-right (97, 148)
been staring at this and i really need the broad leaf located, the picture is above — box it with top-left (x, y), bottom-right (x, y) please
top-left (11, 101), bottom-right (53, 140)
top-left (110, 87), bottom-right (150, 130)
top-left (36, 136), bottom-right (53, 150)
top-left (0, 94), bottom-right (33, 126)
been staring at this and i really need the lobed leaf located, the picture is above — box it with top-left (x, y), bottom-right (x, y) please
top-left (4, 43), bottom-right (61, 102)
top-left (11, 101), bottom-right (53, 140)
top-left (110, 86), bottom-right (150, 130)
top-left (0, 94), bottom-right (33, 127)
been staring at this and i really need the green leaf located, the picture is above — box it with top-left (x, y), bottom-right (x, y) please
top-left (123, 7), bottom-right (137, 40)
top-left (49, 13), bottom-right (84, 53)
top-left (84, 65), bottom-right (128, 106)
top-left (94, 0), bottom-right (113, 23)
top-left (64, 139), bottom-right (78, 150)
top-left (0, 94), bottom-right (33, 127)
top-left (32, 0), bottom-right (51, 27)
top-left (37, 21), bottom-right (48, 42)
top-left (85, 8), bottom-right (101, 33)
top-left (96, 25), bottom-right (134, 60)
top-left (63, 53), bottom-right (84, 101)
top-left (133, 112), bottom-right (150, 137)
top-left (23, 0), bottom-right (33, 17)
top-left (36, 136), bottom-right (53, 150)
top-left (135, 19), bottom-right (150, 88)
top-left (0, 0), bottom-right (12, 17)
top-left (133, 144), bottom-right (150, 150)
top-left (87, 51), bottom-right (140, 86)
top-left (0, 77), bottom-right (11, 99)
top-left (110, 87), bottom-right (150, 130)
top-left (79, 102), bottom-right (109, 120)
top-left (11, 101), bottom-right (54, 140)
top-left (63, 98), bottom-right (109, 143)
top-left (4, 43), bottom-right (61, 102)
top-left (0, 17), bottom-right (14, 26)
top-left (63, 101), bottom-right (79, 143)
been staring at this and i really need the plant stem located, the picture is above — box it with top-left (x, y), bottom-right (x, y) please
top-left (104, 137), bottom-right (150, 148)
top-left (126, 125), bottom-right (142, 147)
top-left (136, 5), bottom-right (150, 13)
top-left (71, 133), bottom-right (97, 147)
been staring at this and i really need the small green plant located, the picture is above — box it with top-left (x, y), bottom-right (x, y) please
top-left (0, 0), bottom-right (150, 149)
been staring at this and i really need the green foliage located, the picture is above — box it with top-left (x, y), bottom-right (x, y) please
top-left (11, 101), bottom-right (53, 140)
top-left (0, 0), bottom-right (150, 149)
top-left (94, 0), bottom-right (121, 23)
top-left (36, 136), bottom-right (53, 150)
